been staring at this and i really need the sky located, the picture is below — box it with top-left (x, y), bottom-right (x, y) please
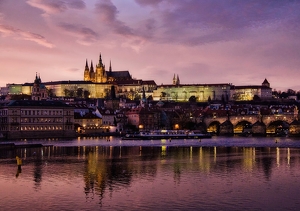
top-left (0, 0), bottom-right (300, 91)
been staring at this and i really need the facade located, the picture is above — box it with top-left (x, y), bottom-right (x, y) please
top-left (125, 107), bottom-right (162, 130)
top-left (44, 80), bottom-right (113, 98)
top-left (98, 108), bottom-right (116, 128)
top-left (74, 111), bottom-right (102, 134)
top-left (0, 100), bottom-right (75, 139)
top-left (153, 83), bottom-right (231, 102)
top-left (116, 79), bottom-right (157, 100)
top-left (230, 79), bottom-right (272, 101)
top-left (152, 74), bottom-right (231, 102)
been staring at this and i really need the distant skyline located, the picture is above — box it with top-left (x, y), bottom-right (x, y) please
top-left (1, 0), bottom-right (300, 91)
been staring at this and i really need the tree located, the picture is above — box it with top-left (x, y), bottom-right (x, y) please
top-left (134, 93), bottom-right (141, 101)
top-left (64, 89), bottom-right (70, 97)
top-left (253, 95), bottom-right (261, 101)
top-left (83, 90), bottom-right (90, 99)
top-left (272, 90), bottom-right (280, 98)
top-left (208, 96), bottom-right (212, 103)
top-left (297, 91), bottom-right (300, 100)
top-left (47, 88), bottom-right (55, 97)
top-left (279, 92), bottom-right (289, 99)
top-left (76, 88), bottom-right (83, 98)
top-left (127, 90), bottom-right (136, 100)
top-left (172, 92), bottom-right (178, 101)
top-left (189, 95), bottom-right (197, 103)
top-left (160, 92), bottom-right (166, 100)
top-left (287, 89), bottom-right (296, 95)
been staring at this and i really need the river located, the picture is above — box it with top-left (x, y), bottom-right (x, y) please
top-left (1, 136), bottom-right (300, 211)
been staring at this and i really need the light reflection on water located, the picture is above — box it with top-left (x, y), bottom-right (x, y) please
top-left (6, 135), bottom-right (300, 148)
top-left (1, 137), bottom-right (300, 210)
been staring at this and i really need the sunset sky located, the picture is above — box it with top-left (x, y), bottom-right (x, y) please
top-left (1, 0), bottom-right (300, 91)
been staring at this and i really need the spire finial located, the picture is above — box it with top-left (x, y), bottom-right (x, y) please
top-left (90, 61), bottom-right (94, 72)
top-left (99, 53), bottom-right (102, 66)
top-left (109, 60), bottom-right (112, 72)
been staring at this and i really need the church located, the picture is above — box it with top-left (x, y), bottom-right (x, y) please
top-left (31, 73), bottom-right (48, 100)
top-left (84, 53), bottom-right (132, 83)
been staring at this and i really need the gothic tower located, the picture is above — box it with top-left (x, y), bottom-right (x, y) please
top-left (176, 74), bottom-right (180, 85)
top-left (172, 74), bottom-right (176, 85)
top-left (96, 53), bottom-right (107, 83)
top-left (109, 60), bottom-right (112, 72)
top-left (90, 61), bottom-right (95, 82)
top-left (84, 59), bottom-right (90, 81)
top-left (172, 74), bottom-right (180, 85)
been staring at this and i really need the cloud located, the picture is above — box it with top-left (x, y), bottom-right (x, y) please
top-left (95, 0), bottom-right (134, 36)
top-left (66, 68), bottom-right (79, 72)
top-left (26, 0), bottom-right (85, 15)
top-left (57, 23), bottom-right (99, 45)
top-left (134, 0), bottom-right (300, 46)
top-left (135, 0), bottom-right (163, 7)
top-left (94, 0), bottom-right (157, 52)
top-left (0, 24), bottom-right (54, 48)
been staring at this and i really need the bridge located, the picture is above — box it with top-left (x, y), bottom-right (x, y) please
top-left (202, 114), bottom-right (300, 136)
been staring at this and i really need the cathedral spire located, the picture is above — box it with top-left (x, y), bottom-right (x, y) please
top-left (84, 59), bottom-right (90, 81)
top-left (90, 61), bottom-right (94, 72)
top-left (172, 74), bottom-right (176, 85)
top-left (109, 60), bottom-right (112, 72)
top-left (34, 72), bottom-right (39, 84)
top-left (38, 73), bottom-right (42, 83)
top-left (99, 53), bottom-right (103, 66)
top-left (85, 59), bottom-right (88, 69)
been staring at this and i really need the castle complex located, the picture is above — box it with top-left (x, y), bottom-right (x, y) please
top-left (1, 53), bottom-right (272, 101)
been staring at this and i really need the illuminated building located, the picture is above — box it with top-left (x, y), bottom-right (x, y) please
top-left (74, 110), bottom-right (102, 134)
top-left (152, 74), bottom-right (231, 102)
top-left (0, 100), bottom-right (75, 139)
top-left (230, 79), bottom-right (272, 101)
top-left (125, 107), bottom-right (162, 130)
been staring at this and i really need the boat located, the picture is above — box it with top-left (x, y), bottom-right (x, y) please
top-left (122, 130), bottom-right (211, 140)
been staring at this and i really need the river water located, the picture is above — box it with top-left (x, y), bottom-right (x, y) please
top-left (1, 136), bottom-right (300, 211)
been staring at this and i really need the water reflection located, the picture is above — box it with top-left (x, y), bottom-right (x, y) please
top-left (1, 145), bottom-right (300, 210)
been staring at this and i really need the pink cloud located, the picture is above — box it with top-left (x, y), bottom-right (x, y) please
top-left (135, 0), bottom-right (163, 7)
top-left (95, 0), bottom-right (134, 36)
top-left (57, 23), bottom-right (99, 45)
top-left (26, 0), bottom-right (85, 14)
top-left (0, 24), bottom-right (54, 48)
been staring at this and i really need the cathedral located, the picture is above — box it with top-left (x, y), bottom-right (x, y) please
top-left (84, 53), bottom-right (132, 83)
